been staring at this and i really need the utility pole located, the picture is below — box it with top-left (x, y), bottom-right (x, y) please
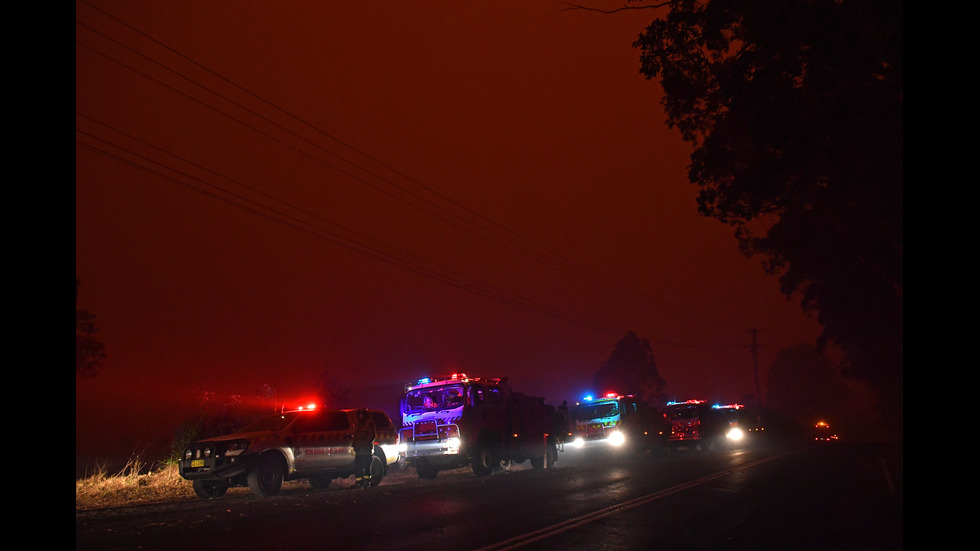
top-left (749, 328), bottom-right (763, 425)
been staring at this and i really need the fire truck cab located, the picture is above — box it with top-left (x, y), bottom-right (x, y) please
top-left (571, 393), bottom-right (663, 453)
top-left (706, 403), bottom-right (749, 450)
top-left (663, 399), bottom-right (710, 450)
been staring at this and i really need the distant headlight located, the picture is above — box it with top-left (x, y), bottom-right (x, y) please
top-left (570, 437), bottom-right (585, 448)
top-left (726, 428), bottom-right (744, 441)
top-left (607, 431), bottom-right (626, 447)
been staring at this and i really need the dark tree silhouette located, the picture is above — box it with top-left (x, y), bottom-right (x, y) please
top-left (315, 370), bottom-right (351, 408)
top-left (76, 278), bottom-right (106, 379)
top-left (633, 0), bottom-right (903, 434)
top-left (766, 344), bottom-right (851, 428)
top-left (253, 383), bottom-right (279, 413)
top-left (593, 331), bottom-right (667, 407)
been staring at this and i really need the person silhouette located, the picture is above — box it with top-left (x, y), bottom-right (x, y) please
top-left (352, 409), bottom-right (377, 488)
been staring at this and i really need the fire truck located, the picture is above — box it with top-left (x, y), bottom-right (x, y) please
top-left (663, 399), bottom-right (711, 450)
top-left (706, 403), bottom-right (749, 450)
top-left (663, 400), bottom-right (749, 450)
top-left (398, 374), bottom-right (568, 479)
top-left (571, 393), bottom-right (665, 453)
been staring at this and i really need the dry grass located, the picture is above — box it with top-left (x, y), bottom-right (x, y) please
top-left (75, 456), bottom-right (196, 511)
top-left (75, 455), bottom-right (417, 511)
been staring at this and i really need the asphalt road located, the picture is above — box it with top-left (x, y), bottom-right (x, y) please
top-left (76, 439), bottom-right (902, 550)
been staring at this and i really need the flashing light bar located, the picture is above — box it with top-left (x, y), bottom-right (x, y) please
top-left (415, 373), bottom-right (473, 387)
top-left (283, 402), bottom-right (319, 412)
top-left (667, 399), bottom-right (706, 406)
top-left (712, 403), bottom-right (744, 410)
top-left (582, 392), bottom-right (632, 403)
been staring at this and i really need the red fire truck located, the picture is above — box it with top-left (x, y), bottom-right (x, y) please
top-left (398, 374), bottom-right (568, 478)
top-left (663, 400), bottom-right (750, 450)
top-left (663, 399), bottom-right (710, 450)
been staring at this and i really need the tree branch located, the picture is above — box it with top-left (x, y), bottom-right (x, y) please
top-left (559, 1), bottom-right (671, 14)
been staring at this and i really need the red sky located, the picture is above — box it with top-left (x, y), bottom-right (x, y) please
top-left (76, 1), bottom-right (822, 467)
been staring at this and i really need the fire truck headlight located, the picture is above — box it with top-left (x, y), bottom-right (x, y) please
top-left (183, 448), bottom-right (193, 460)
top-left (446, 437), bottom-right (461, 449)
top-left (726, 428), bottom-right (745, 441)
top-left (570, 437), bottom-right (585, 449)
top-left (608, 431), bottom-right (626, 447)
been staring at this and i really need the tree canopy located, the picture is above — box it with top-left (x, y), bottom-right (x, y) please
top-left (633, 0), bottom-right (902, 433)
top-left (315, 371), bottom-right (351, 408)
top-left (593, 331), bottom-right (667, 406)
top-left (76, 278), bottom-right (106, 379)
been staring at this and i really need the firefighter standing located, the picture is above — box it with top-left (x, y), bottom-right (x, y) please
top-left (352, 409), bottom-right (377, 488)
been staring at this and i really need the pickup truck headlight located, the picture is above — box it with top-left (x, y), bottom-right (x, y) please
top-left (222, 439), bottom-right (249, 456)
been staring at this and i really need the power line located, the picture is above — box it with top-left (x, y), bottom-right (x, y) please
top-left (75, 2), bottom-right (752, 351)
top-left (76, 124), bottom-right (622, 335)
top-left (91, 2), bottom-right (662, 310)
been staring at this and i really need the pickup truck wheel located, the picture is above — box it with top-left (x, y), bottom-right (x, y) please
top-left (471, 446), bottom-right (494, 476)
top-left (247, 454), bottom-right (284, 497)
top-left (369, 455), bottom-right (385, 487)
top-left (192, 479), bottom-right (228, 499)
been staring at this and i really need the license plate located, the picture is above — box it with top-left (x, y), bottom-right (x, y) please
top-left (191, 459), bottom-right (205, 468)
